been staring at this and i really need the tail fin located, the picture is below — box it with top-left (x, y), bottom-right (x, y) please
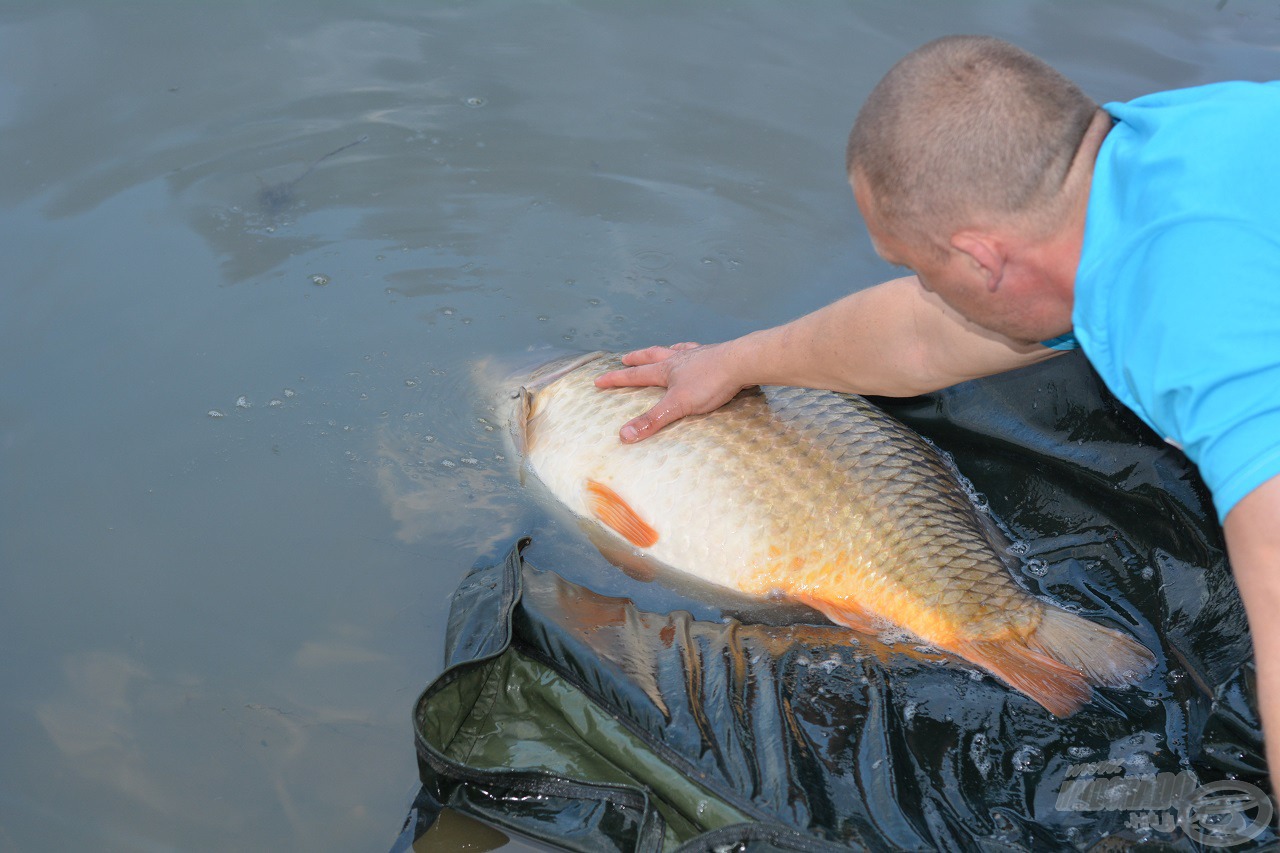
top-left (1025, 607), bottom-right (1156, 689)
top-left (953, 638), bottom-right (1093, 717)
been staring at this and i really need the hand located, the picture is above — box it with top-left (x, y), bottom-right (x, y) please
top-left (594, 342), bottom-right (747, 442)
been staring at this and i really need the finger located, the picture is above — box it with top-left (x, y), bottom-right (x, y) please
top-left (619, 391), bottom-right (687, 443)
top-left (620, 345), bottom-right (683, 367)
top-left (669, 341), bottom-right (701, 351)
top-left (594, 361), bottom-right (670, 389)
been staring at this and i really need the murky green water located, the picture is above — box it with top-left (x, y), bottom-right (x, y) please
top-left (2, 2), bottom-right (1278, 850)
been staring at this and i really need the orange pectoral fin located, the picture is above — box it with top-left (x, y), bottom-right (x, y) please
top-left (585, 479), bottom-right (659, 548)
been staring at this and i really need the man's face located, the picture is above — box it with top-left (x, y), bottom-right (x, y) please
top-left (850, 171), bottom-right (1070, 344)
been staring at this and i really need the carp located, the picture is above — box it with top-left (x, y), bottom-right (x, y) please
top-left (510, 351), bottom-right (1155, 715)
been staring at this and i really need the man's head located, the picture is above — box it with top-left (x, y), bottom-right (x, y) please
top-left (847, 35), bottom-right (1102, 342)
top-left (848, 35), bottom-right (1098, 252)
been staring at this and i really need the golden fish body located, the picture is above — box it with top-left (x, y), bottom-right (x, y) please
top-left (514, 352), bottom-right (1154, 715)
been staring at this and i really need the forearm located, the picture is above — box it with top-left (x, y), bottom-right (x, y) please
top-left (1223, 475), bottom-right (1280, 785)
top-left (596, 274), bottom-right (1065, 441)
top-left (724, 275), bottom-right (1060, 397)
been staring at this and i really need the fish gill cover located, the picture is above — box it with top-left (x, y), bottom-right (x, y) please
top-left (397, 352), bottom-right (1269, 852)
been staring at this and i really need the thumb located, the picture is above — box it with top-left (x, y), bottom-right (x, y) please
top-left (619, 392), bottom-right (686, 443)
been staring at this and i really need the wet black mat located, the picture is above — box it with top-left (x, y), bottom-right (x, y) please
top-left (399, 352), bottom-right (1270, 852)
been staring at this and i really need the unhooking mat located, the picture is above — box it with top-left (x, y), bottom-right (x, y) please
top-left (394, 352), bottom-right (1272, 852)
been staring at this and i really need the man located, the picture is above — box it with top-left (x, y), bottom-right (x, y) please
top-left (595, 36), bottom-right (1280, 777)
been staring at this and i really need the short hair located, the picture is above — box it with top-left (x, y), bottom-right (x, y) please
top-left (847, 35), bottom-right (1098, 245)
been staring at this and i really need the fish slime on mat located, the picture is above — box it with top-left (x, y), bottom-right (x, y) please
top-left (510, 352), bottom-right (1156, 716)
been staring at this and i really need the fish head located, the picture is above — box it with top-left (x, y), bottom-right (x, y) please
top-left (471, 349), bottom-right (613, 462)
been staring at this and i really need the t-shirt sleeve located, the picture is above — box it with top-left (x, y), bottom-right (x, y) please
top-left (1039, 332), bottom-right (1080, 351)
top-left (1121, 220), bottom-right (1280, 523)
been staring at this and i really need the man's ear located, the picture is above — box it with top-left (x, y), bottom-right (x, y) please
top-left (951, 232), bottom-right (1006, 292)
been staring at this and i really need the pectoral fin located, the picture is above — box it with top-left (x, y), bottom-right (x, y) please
top-left (585, 479), bottom-right (659, 548)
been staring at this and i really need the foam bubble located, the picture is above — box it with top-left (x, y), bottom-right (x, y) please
top-left (1011, 744), bottom-right (1043, 773)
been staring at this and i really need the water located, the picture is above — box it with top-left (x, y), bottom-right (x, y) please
top-left (2, 2), bottom-right (1279, 850)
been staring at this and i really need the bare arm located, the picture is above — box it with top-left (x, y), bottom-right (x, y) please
top-left (1223, 474), bottom-right (1280, 785)
top-left (596, 275), bottom-right (1063, 441)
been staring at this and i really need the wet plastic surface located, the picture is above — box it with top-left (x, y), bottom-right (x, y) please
top-left (402, 353), bottom-right (1269, 851)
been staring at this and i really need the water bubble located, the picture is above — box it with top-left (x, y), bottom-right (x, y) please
top-left (1024, 558), bottom-right (1048, 577)
top-left (207, 410), bottom-right (225, 419)
top-left (464, 96), bottom-right (487, 108)
top-left (405, 379), bottom-right (419, 388)
top-left (1011, 744), bottom-right (1044, 772)
top-left (441, 460), bottom-right (457, 469)
top-left (310, 274), bottom-right (330, 287)
top-left (440, 307), bottom-right (455, 316)
top-left (460, 457), bottom-right (479, 466)
top-left (1007, 540), bottom-right (1030, 556)
top-left (283, 389), bottom-right (297, 398)
top-left (1067, 745), bottom-right (1095, 760)
top-left (235, 396), bottom-right (251, 409)
top-left (970, 732), bottom-right (991, 777)
top-left (537, 315), bottom-right (550, 322)
top-left (633, 251), bottom-right (672, 271)
top-left (269, 399), bottom-right (283, 408)
top-left (903, 701), bottom-right (919, 722)
top-left (1141, 566), bottom-right (1155, 580)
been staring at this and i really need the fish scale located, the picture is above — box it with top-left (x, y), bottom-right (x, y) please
top-left (513, 352), bottom-right (1156, 715)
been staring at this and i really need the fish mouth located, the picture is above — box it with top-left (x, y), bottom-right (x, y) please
top-left (469, 349), bottom-right (612, 463)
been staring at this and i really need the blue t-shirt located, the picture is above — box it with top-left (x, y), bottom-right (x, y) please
top-left (1072, 81), bottom-right (1280, 523)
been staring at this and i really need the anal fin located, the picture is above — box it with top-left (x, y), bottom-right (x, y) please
top-left (953, 637), bottom-right (1092, 717)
